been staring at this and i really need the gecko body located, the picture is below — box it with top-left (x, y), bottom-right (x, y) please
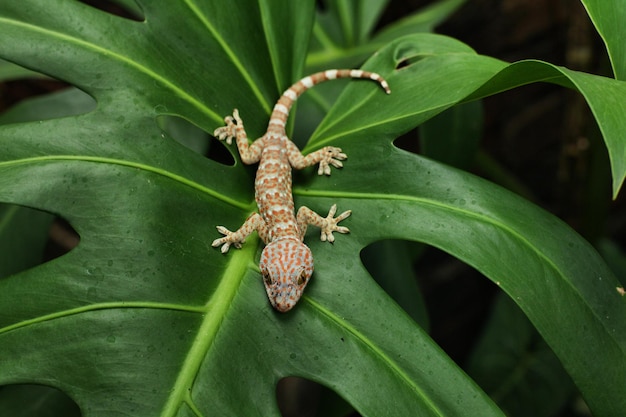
top-left (212, 69), bottom-right (390, 312)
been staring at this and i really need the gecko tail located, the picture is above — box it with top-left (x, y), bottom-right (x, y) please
top-left (267, 69), bottom-right (390, 131)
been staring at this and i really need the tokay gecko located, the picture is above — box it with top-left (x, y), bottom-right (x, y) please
top-left (212, 69), bottom-right (390, 312)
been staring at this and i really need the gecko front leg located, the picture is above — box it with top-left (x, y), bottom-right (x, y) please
top-left (297, 204), bottom-right (352, 243)
top-left (285, 140), bottom-right (347, 176)
top-left (212, 212), bottom-right (268, 253)
top-left (213, 109), bottom-right (265, 164)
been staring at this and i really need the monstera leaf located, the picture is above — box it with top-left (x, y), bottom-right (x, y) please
top-left (1, 1), bottom-right (626, 416)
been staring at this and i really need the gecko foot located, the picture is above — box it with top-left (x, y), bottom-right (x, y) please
top-left (320, 204), bottom-right (351, 243)
top-left (317, 146), bottom-right (347, 176)
top-left (212, 225), bottom-right (244, 253)
top-left (213, 109), bottom-right (243, 145)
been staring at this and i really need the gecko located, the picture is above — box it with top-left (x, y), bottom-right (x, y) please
top-left (212, 69), bottom-right (390, 312)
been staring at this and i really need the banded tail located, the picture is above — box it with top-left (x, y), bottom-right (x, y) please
top-left (267, 69), bottom-right (390, 132)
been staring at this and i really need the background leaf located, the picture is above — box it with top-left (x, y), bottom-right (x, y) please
top-left (580, 0), bottom-right (626, 80)
top-left (464, 61), bottom-right (626, 196)
top-left (0, 384), bottom-right (80, 417)
top-left (0, 205), bottom-right (53, 280)
top-left (0, 59), bottom-right (47, 82)
top-left (306, 0), bottom-right (466, 70)
top-left (419, 101), bottom-right (483, 171)
top-left (371, 0), bottom-right (467, 44)
top-left (1, 1), bottom-right (625, 416)
top-left (465, 294), bottom-right (576, 417)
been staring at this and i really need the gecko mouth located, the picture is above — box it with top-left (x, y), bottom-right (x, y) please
top-left (266, 283), bottom-right (303, 313)
top-left (273, 301), bottom-right (294, 313)
top-left (270, 295), bottom-right (297, 313)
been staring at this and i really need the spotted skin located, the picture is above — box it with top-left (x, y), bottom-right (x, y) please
top-left (212, 69), bottom-right (390, 312)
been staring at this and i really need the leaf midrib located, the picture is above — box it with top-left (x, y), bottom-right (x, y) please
top-left (161, 243), bottom-right (259, 417)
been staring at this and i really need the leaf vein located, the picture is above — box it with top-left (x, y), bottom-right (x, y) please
top-left (0, 16), bottom-right (223, 124)
top-left (0, 156), bottom-right (252, 210)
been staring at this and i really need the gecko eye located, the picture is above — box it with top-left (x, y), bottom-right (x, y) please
top-left (262, 272), bottom-right (272, 285)
top-left (296, 271), bottom-right (307, 286)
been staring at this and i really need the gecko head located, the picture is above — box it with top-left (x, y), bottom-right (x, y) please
top-left (260, 239), bottom-right (314, 313)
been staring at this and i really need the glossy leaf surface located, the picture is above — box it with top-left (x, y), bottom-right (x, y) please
top-left (0, 1), bottom-right (625, 416)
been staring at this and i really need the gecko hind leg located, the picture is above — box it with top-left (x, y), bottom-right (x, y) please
top-left (212, 212), bottom-right (267, 253)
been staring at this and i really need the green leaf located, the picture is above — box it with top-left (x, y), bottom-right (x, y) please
top-left (464, 60), bottom-right (626, 197)
top-left (598, 239), bottom-right (626, 286)
top-left (1, 2), bottom-right (625, 417)
top-left (307, 0), bottom-right (465, 71)
top-left (0, 204), bottom-right (53, 279)
top-left (309, 34), bottom-right (626, 415)
top-left (0, 384), bottom-right (80, 417)
top-left (361, 240), bottom-right (429, 330)
top-left (0, 88), bottom-right (96, 124)
top-left (419, 101), bottom-right (483, 171)
top-left (0, 79), bottom-right (72, 282)
top-left (300, 0), bottom-right (468, 149)
top-left (0, 2), bottom-right (501, 416)
top-left (0, 59), bottom-right (47, 82)
top-left (580, 0), bottom-right (626, 80)
top-left (355, 0), bottom-right (391, 43)
top-left (371, 0), bottom-right (467, 43)
top-left (466, 294), bottom-right (576, 417)
top-left (313, 40), bottom-right (626, 197)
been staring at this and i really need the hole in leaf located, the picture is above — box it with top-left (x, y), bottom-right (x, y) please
top-left (360, 239), bottom-right (429, 330)
top-left (0, 204), bottom-right (79, 280)
top-left (395, 58), bottom-right (411, 70)
top-left (0, 86), bottom-right (96, 124)
top-left (464, 292), bottom-right (580, 414)
top-left (361, 241), bottom-right (499, 364)
top-left (392, 126), bottom-right (420, 154)
top-left (0, 384), bottom-right (81, 416)
top-left (0, 73), bottom-right (69, 109)
top-left (395, 52), bottom-right (429, 69)
top-left (415, 246), bottom-right (498, 364)
top-left (0, 63), bottom-right (95, 123)
top-left (46, 217), bottom-right (81, 262)
top-left (393, 45), bottom-right (430, 70)
top-left (277, 376), bottom-right (357, 416)
top-left (276, 376), bottom-right (321, 416)
top-left (156, 114), bottom-right (235, 166)
top-left (276, 377), bottom-right (365, 416)
top-left (78, 0), bottom-right (144, 21)
top-left (293, 80), bottom-right (351, 148)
